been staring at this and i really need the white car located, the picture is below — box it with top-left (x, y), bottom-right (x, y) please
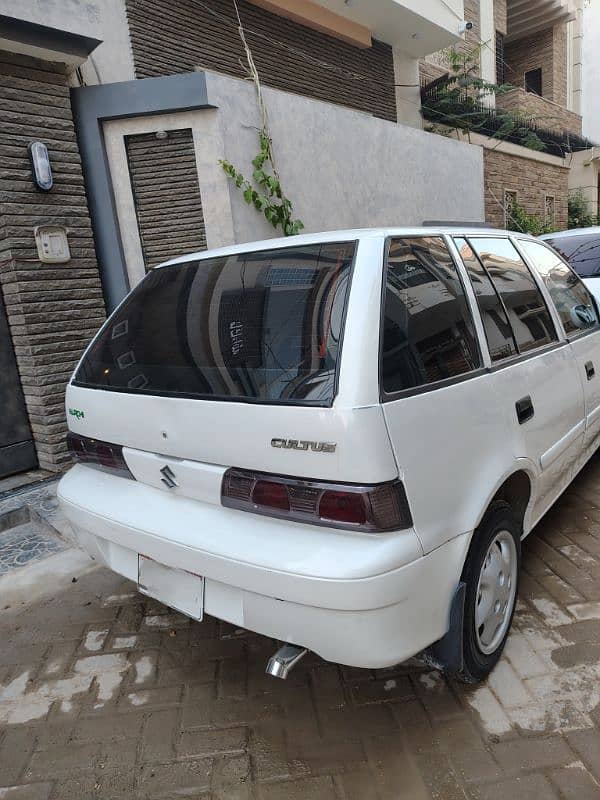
top-left (541, 227), bottom-right (600, 307)
top-left (58, 228), bottom-right (600, 683)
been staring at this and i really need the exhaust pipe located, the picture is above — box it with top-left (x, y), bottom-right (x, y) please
top-left (266, 643), bottom-right (308, 679)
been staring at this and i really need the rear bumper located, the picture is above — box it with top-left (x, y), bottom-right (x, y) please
top-left (58, 466), bottom-right (470, 668)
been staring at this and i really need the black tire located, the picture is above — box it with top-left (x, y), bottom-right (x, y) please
top-left (457, 502), bottom-right (521, 684)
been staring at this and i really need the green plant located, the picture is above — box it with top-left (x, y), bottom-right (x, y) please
top-left (568, 189), bottom-right (597, 229)
top-left (220, 132), bottom-right (304, 236)
top-left (425, 45), bottom-right (545, 152)
top-left (505, 200), bottom-right (555, 235)
top-left (219, 1), bottom-right (304, 237)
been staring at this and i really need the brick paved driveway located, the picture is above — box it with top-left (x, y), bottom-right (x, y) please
top-left (2, 460), bottom-right (600, 799)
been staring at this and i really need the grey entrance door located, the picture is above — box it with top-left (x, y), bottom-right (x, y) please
top-left (0, 292), bottom-right (37, 478)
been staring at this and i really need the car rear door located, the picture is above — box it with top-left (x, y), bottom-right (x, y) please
top-left (456, 236), bottom-right (585, 525)
top-left (517, 239), bottom-right (600, 475)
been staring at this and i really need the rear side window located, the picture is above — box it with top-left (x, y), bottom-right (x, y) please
top-left (454, 238), bottom-right (517, 362)
top-left (518, 240), bottom-right (598, 335)
top-left (469, 237), bottom-right (557, 354)
top-left (545, 234), bottom-right (600, 278)
top-left (74, 242), bottom-right (356, 406)
top-left (381, 236), bottom-right (480, 395)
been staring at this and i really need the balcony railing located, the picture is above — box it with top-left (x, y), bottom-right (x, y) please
top-left (421, 78), bottom-right (594, 158)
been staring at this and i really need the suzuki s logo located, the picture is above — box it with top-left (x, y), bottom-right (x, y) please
top-left (160, 465), bottom-right (178, 489)
top-left (271, 438), bottom-right (336, 454)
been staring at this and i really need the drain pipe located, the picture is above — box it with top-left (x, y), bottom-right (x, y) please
top-left (266, 643), bottom-right (308, 679)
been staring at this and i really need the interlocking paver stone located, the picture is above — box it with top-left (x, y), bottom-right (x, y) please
top-left (2, 456), bottom-right (600, 798)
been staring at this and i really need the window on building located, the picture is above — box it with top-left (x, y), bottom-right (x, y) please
top-left (381, 237), bottom-right (481, 394)
top-left (525, 68), bottom-right (542, 96)
top-left (469, 237), bottom-right (557, 353)
top-left (495, 32), bottom-right (506, 85)
top-left (545, 195), bottom-right (555, 227)
top-left (518, 240), bottom-right (598, 335)
top-left (504, 190), bottom-right (518, 228)
top-left (454, 238), bottom-right (518, 362)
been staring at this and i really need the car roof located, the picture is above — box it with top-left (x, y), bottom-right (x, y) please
top-left (157, 226), bottom-right (537, 268)
top-left (540, 226), bottom-right (600, 241)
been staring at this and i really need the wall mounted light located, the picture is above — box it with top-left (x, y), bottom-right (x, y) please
top-left (28, 141), bottom-right (53, 191)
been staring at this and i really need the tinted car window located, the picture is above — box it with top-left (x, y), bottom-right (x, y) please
top-left (469, 237), bottom-right (557, 354)
top-left (381, 237), bottom-right (480, 394)
top-left (518, 240), bottom-right (598, 335)
top-left (74, 242), bottom-right (356, 406)
top-left (454, 238), bottom-right (517, 362)
top-left (544, 233), bottom-right (600, 278)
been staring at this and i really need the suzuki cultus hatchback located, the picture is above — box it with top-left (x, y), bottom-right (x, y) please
top-left (58, 229), bottom-right (600, 682)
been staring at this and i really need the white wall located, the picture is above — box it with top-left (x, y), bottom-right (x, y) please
top-left (0, 0), bottom-right (134, 84)
top-left (582, 0), bottom-right (600, 141)
top-left (205, 71), bottom-right (485, 244)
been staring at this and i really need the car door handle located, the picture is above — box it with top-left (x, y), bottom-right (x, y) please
top-left (586, 361), bottom-right (595, 381)
top-left (516, 395), bottom-right (534, 425)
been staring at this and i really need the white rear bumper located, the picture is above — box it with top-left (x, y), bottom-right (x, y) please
top-left (58, 465), bottom-right (470, 668)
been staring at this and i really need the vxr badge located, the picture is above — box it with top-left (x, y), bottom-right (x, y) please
top-left (160, 464), bottom-right (178, 489)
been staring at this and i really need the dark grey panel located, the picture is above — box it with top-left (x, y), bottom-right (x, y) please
top-left (0, 291), bottom-right (34, 451)
top-left (70, 72), bottom-right (214, 311)
top-left (0, 442), bottom-right (38, 480)
top-left (0, 13), bottom-right (101, 60)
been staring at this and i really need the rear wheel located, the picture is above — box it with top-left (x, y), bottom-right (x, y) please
top-left (457, 502), bottom-right (520, 683)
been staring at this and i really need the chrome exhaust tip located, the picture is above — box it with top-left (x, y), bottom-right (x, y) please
top-left (266, 643), bottom-right (308, 679)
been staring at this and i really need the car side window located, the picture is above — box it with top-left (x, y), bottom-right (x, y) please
top-left (381, 237), bottom-right (481, 394)
top-left (454, 238), bottom-right (517, 362)
top-left (469, 237), bottom-right (558, 354)
top-left (518, 240), bottom-right (598, 336)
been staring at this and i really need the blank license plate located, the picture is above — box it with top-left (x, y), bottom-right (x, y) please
top-left (138, 555), bottom-right (204, 621)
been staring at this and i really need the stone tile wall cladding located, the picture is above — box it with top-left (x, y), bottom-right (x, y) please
top-left (484, 148), bottom-right (569, 229)
top-left (0, 52), bottom-right (105, 472)
top-left (496, 86), bottom-right (582, 136)
top-left (125, 129), bottom-right (207, 271)
top-left (504, 24), bottom-right (568, 107)
top-left (125, 0), bottom-right (396, 122)
top-left (494, 0), bottom-right (507, 36)
top-left (420, 0), bottom-right (482, 83)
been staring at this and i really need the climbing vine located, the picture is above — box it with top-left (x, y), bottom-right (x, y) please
top-left (219, 2), bottom-right (304, 237)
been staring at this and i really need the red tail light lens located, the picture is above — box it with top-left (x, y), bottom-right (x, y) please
top-left (67, 432), bottom-right (133, 479)
top-left (222, 469), bottom-right (412, 532)
top-left (319, 491), bottom-right (367, 525)
top-left (252, 480), bottom-right (290, 511)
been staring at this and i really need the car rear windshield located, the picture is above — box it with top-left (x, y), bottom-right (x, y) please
top-left (73, 241), bottom-right (356, 406)
top-left (545, 234), bottom-right (600, 278)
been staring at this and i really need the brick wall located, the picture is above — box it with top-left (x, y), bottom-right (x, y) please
top-left (552, 23), bottom-right (568, 108)
top-left (496, 86), bottom-right (582, 135)
top-left (484, 148), bottom-right (568, 229)
top-left (0, 52), bottom-right (105, 472)
top-left (495, 0), bottom-right (507, 36)
top-left (504, 24), bottom-right (568, 106)
top-left (125, 129), bottom-right (206, 270)
top-left (420, 0), bottom-right (481, 83)
top-left (125, 0), bottom-right (396, 122)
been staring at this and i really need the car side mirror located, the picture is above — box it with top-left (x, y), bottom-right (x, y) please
top-left (570, 304), bottom-right (596, 329)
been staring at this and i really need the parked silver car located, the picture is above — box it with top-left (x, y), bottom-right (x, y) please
top-left (541, 227), bottom-right (600, 306)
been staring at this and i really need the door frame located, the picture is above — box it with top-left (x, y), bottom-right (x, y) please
top-left (103, 110), bottom-right (235, 291)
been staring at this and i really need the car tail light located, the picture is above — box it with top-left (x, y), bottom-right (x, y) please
top-left (67, 432), bottom-right (133, 479)
top-left (221, 469), bottom-right (412, 532)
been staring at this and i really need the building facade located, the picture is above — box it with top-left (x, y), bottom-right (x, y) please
top-left (1, 0), bottom-right (488, 478)
top-left (420, 0), bottom-right (587, 231)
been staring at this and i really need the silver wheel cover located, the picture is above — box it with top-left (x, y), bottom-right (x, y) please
top-left (474, 530), bottom-right (518, 655)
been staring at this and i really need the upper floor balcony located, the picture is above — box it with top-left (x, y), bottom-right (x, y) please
top-left (249, 0), bottom-right (465, 56)
top-left (506, 0), bottom-right (575, 43)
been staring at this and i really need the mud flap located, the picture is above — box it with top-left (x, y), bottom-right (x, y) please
top-left (424, 581), bottom-right (466, 675)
